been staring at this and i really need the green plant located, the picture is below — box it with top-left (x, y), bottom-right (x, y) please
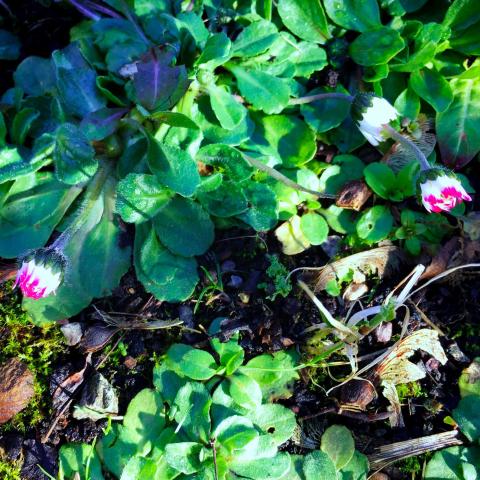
top-left (1, 0), bottom-right (477, 323)
top-left (424, 358), bottom-right (480, 479)
top-left (0, 284), bottom-right (65, 430)
top-left (258, 254), bottom-right (292, 300)
top-left (58, 319), bottom-right (368, 479)
top-left (0, 459), bottom-right (21, 480)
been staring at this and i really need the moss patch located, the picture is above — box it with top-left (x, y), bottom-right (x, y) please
top-left (0, 284), bottom-right (65, 431)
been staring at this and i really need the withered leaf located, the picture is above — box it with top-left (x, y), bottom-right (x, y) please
top-left (80, 325), bottom-right (118, 353)
top-left (52, 354), bottom-right (91, 411)
top-left (0, 358), bottom-right (34, 424)
top-left (336, 180), bottom-right (372, 211)
top-left (312, 245), bottom-right (403, 292)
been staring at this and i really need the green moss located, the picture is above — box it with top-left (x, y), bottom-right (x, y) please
top-left (398, 455), bottom-right (423, 476)
top-left (0, 284), bottom-right (65, 431)
top-left (396, 381), bottom-right (427, 402)
top-left (0, 459), bottom-right (22, 480)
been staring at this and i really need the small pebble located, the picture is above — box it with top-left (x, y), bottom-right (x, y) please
top-left (227, 275), bottom-right (243, 288)
top-left (124, 356), bottom-right (137, 370)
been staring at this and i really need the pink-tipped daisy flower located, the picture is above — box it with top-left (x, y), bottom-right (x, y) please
top-left (14, 248), bottom-right (65, 300)
top-left (419, 169), bottom-right (472, 213)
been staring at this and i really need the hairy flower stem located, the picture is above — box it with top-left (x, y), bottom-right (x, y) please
top-left (289, 92), bottom-right (354, 106)
top-left (51, 161), bottom-right (112, 251)
top-left (383, 124), bottom-right (431, 171)
top-left (243, 155), bottom-right (335, 199)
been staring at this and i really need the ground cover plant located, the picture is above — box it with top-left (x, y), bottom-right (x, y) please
top-left (0, 0), bottom-right (480, 478)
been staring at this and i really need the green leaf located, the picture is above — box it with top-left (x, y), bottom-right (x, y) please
top-left (237, 182), bottom-right (278, 231)
top-left (247, 404), bottom-right (296, 446)
top-left (14, 56), bottom-right (56, 96)
top-left (303, 451), bottom-right (337, 480)
top-left (452, 395), bottom-right (480, 442)
top-left (394, 88), bottom-right (420, 121)
top-left (350, 27), bottom-right (405, 66)
top-left (208, 85), bottom-right (248, 131)
top-left (59, 443), bottom-right (104, 480)
top-left (52, 44), bottom-right (106, 118)
top-left (230, 453), bottom-right (292, 480)
top-left (436, 76), bottom-right (480, 168)
top-left (134, 223), bottom-right (199, 302)
top-left (300, 213), bottom-right (329, 245)
top-left (324, 0), bottom-right (381, 32)
top-left (320, 205), bottom-right (356, 234)
top-left (173, 382), bottom-right (212, 443)
top-left (213, 416), bottom-right (258, 452)
top-left (196, 32), bottom-right (231, 68)
top-left (78, 179), bottom-right (131, 298)
top-left (409, 68), bottom-right (453, 113)
top-left (153, 196), bottom-right (214, 257)
top-left (153, 362), bottom-right (187, 405)
top-left (301, 89), bottom-right (351, 133)
top-left (252, 114), bottom-right (317, 168)
top-left (230, 67), bottom-right (290, 115)
top-left (210, 332), bottom-right (245, 376)
top-left (166, 344), bottom-right (218, 380)
top-left (165, 442), bottom-right (203, 475)
top-left (275, 215), bottom-right (311, 255)
top-left (123, 388), bottom-right (165, 449)
top-left (197, 144), bottom-right (252, 181)
top-left (425, 446), bottom-right (480, 480)
top-left (0, 173), bottom-right (80, 258)
top-left (53, 123), bottom-right (97, 185)
top-left (147, 136), bottom-right (200, 196)
top-left (127, 48), bottom-right (189, 111)
top-left (11, 108), bottom-right (40, 146)
top-left (459, 358), bottom-right (480, 398)
top-left (240, 350), bottom-right (299, 401)
top-left (338, 451), bottom-right (369, 480)
top-left (232, 20), bottom-right (279, 58)
top-left (319, 155), bottom-right (365, 195)
top-left (116, 173), bottom-right (173, 224)
top-left (321, 425), bottom-right (355, 470)
top-left (79, 107), bottom-right (127, 141)
top-left (0, 29), bottom-right (20, 60)
top-left (364, 163), bottom-right (397, 200)
top-left (229, 373), bottom-right (263, 410)
top-left (198, 181), bottom-right (248, 217)
top-left (277, 0), bottom-right (330, 43)
top-left (291, 42), bottom-right (328, 77)
top-left (149, 111), bottom-right (199, 129)
top-left (356, 206), bottom-right (393, 243)
top-left (120, 458), bottom-right (156, 480)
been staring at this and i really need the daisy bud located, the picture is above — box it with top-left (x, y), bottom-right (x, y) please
top-left (418, 168), bottom-right (472, 213)
top-left (15, 248), bottom-right (66, 299)
top-left (352, 93), bottom-right (399, 146)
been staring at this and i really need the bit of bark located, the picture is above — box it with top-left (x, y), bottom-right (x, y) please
top-left (420, 237), bottom-right (460, 281)
top-left (0, 358), bottom-right (34, 424)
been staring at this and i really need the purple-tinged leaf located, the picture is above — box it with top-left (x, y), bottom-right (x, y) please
top-left (80, 107), bottom-right (129, 141)
top-left (128, 47), bottom-right (190, 111)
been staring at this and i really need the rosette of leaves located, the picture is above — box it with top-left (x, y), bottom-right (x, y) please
top-left (0, 0), bottom-right (335, 323)
top-left (58, 320), bottom-right (369, 479)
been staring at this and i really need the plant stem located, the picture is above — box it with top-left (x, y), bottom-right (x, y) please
top-left (289, 92), bottom-right (354, 106)
top-left (383, 125), bottom-right (431, 171)
top-left (243, 154), bottom-right (336, 199)
top-left (51, 161), bottom-right (112, 251)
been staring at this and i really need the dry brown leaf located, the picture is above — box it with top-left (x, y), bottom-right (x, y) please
top-left (52, 354), bottom-right (91, 411)
top-left (420, 237), bottom-right (460, 281)
top-left (312, 245), bottom-right (403, 292)
top-left (373, 329), bottom-right (447, 427)
top-left (0, 358), bottom-right (34, 424)
top-left (336, 180), bottom-right (372, 211)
